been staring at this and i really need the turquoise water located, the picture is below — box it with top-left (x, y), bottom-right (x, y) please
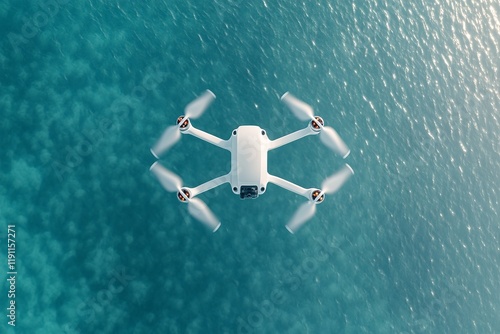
top-left (1, 0), bottom-right (499, 333)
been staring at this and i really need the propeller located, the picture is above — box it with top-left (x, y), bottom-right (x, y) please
top-left (281, 92), bottom-right (350, 158)
top-left (151, 90), bottom-right (216, 158)
top-left (285, 164), bottom-right (354, 233)
top-left (286, 202), bottom-right (316, 234)
top-left (150, 162), bottom-right (221, 232)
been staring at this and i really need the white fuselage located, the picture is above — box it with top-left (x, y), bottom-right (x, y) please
top-left (230, 126), bottom-right (269, 198)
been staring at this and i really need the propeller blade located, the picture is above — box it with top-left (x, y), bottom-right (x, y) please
top-left (281, 92), bottom-right (315, 122)
top-left (151, 125), bottom-right (181, 158)
top-left (320, 126), bottom-right (350, 158)
top-left (321, 164), bottom-right (354, 194)
top-left (188, 198), bottom-right (221, 232)
top-left (184, 90), bottom-right (216, 119)
top-left (285, 201), bottom-right (317, 234)
top-left (150, 162), bottom-right (182, 192)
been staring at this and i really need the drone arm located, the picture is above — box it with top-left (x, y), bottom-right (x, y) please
top-left (267, 174), bottom-right (311, 200)
top-left (184, 125), bottom-right (231, 150)
top-left (187, 173), bottom-right (231, 198)
top-left (268, 126), bottom-right (317, 151)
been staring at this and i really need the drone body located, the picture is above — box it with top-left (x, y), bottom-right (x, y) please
top-left (150, 90), bottom-right (353, 233)
top-left (231, 125), bottom-right (268, 199)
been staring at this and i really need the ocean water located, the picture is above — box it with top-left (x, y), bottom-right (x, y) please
top-left (1, 0), bottom-right (499, 333)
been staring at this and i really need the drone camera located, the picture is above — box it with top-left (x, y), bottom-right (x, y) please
top-left (240, 185), bottom-right (259, 199)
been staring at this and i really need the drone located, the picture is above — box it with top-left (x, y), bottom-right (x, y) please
top-left (150, 90), bottom-right (354, 233)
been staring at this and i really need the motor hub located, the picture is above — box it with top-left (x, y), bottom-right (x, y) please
top-left (311, 116), bottom-right (324, 131)
top-left (177, 116), bottom-right (190, 130)
top-left (311, 189), bottom-right (325, 202)
top-left (177, 188), bottom-right (191, 202)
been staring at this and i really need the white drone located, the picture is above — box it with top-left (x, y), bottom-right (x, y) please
top-left (150, 90), bottom-right (354, 233)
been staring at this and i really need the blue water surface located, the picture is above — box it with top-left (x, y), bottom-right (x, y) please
top-left (1, 0), bottom-right (499, 333)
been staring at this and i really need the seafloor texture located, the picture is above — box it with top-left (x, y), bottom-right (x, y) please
top-left (1, 0), bottom-right (499, 333)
